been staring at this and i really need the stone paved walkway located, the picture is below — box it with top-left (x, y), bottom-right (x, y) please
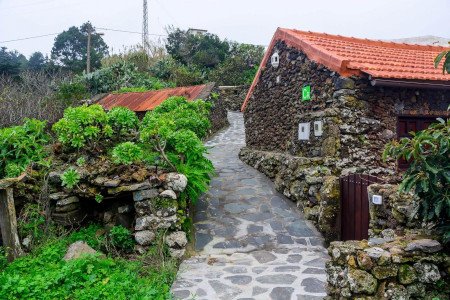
top-left (171, 112), bottom-right (329, 300)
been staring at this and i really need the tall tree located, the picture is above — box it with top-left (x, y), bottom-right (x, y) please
top-left (0, 47), bottom-right (27, 76)
top-left (166, 28), bottom-right (229, 70)
top-left (51, 22), bottom-right (108, 73)
top-left (27, 52), bottom-right (46, 71)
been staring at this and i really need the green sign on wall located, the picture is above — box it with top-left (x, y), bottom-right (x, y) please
top-left (302, 85), bottom-right (311, 101)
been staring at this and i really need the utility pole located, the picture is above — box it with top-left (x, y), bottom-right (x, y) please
top-left (142, 0), bottom-right (150, 54)
top-left (86, 26), bottom-right (92, 74)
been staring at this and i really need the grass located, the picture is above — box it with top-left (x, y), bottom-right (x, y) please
top-left (0, 225), bottom-right (178, 300)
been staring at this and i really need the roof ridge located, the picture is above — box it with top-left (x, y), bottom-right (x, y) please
top-left (281, 28), bottom-right (450, 51)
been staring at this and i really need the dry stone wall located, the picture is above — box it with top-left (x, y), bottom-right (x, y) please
top-left (216, 85), bottom-right (249, 111)
top-left (239, 147), bottom-right (340, 242)
top-left (46, 160), bottom-right (189, 258)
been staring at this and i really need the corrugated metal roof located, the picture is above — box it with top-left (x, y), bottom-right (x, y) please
top-left (98, 84), bottom-right (211, 112)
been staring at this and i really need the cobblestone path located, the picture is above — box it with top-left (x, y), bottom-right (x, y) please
top-left (171, 112), bottom-right (329, 300)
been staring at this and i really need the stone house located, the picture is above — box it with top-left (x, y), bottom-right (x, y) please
top-left (240, 28), bottom-right (450, 241)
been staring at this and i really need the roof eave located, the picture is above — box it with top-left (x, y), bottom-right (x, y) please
top-left (370, 77), bottom-right (450, 90)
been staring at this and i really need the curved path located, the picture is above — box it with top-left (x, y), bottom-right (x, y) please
top-left (171, 112), bottom-right (328, 300)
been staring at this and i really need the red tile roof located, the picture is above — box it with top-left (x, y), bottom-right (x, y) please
top-left (242, 28), bottom-right (450, 111)
top-left (99, 84), bottom-right (213, 112)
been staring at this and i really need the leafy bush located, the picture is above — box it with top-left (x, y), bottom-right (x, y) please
top-left (52, 104), bottom-right (113, 149)
top-left (56, 81), bottom-right (90, 103)
top-left (109, 225), bottom-right (135, 251)
top-left (0, 226), bottom-right (177, 299)
top-left (106, 106), bottom-right (139, 135)
top-left (0, 118), bottom-right (49, 179)
top-left (60, 168), bottom-right (80, 189)
top-left (111, 142), bottom-right (143, 165)
top-left (140, 96), bottom-right (214, 203)
top-left (114, 86), bottom-right (151, 93)
top-left (383, 117), bottom-right (450, 242)
top-left (18, 203), bottom-right (46, 243)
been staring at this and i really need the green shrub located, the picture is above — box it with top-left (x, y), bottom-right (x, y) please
top-left (106, 106), bottom-right (139, 135)
top-left (60, 168), bottom-right (80, 189)
top-left (111, 142), bottom-right (143, 165)
top-left (109, 225), bottom-right (135, 251)
top-left (18, 203), bottom-right (46, 243)
top-left (0, 118), bottom-right (49, 179)
top-left (52, 104), bottom-right (113, 149)
top-left (56, 81), bottom-right (89, 103)
top-left (140, 96), bottom-right (214, 203)
top-left (114, 86), bottom-right (150, 93)
top-left (0, 227), bottom-right (176, 299)
top-left (383, 117), bottom-right (450, 242)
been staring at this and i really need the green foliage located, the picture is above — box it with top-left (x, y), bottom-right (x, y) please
top-left (434, 46), bottom-right (450, 74)
top-left (94, 194), bottom-right (103, 203)
top-left (0, 247), bottom-right (7, 271)
top-left (27, 52), bottom-right (46, 72)
top-left (18, 204), bottom-right (46, 243)
top-left (140, 96), bottom-right (214, 203)
top-left (114, 86), bottom-right (151, 93)
top-left (56, 81), bottom-right (90, 103)
top-left (51, 22), bottom-right (108, 73)
top-left (109, 225), bottom-right (135, 251)
top-left (79, 61), bottom-right (170, 95)
top-left (76, 157), bottom-right (86, 167)
top-left (60, 168), bottom-right (80, 189)
top-left (111, 142), bottom-right (143, 165)
top-left (0, 226), bottom-right (176, 299)
top-left (52, 104), bottom-right (112, 149)
top-left (383, 117), bottom-right (450, 242)
top-left (106, 106), bottom-right (139, 135)
top-left (0, 118), bottom-right (49, 179)
top-left (0, 46), bottom-right (27, 76)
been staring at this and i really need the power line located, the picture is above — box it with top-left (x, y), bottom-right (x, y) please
top-left (0, 33), bottom-right (60, 44)
top-left (0, 28), bottom-right (167, 45)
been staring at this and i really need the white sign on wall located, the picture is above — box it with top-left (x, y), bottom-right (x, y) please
top-left (372, 195), bottom-right (383, 205)
top-left (314, 120), bottom-right (323, 137)
top-left (298, 122), bottom-right (310, 140)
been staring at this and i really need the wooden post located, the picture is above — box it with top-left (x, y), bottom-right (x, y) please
top-left (0, 176), bottom-right (25, 262)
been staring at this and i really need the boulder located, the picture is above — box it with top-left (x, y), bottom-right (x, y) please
top-left (165, 231), bottom-right (188, 249)
top-left (134, 230), bottom-right (155, 246)
top-left (405, 239), bottom-right (442, 253)
top-left (169, 248), bottom-right (186, 259)
top-left (347, 268), bottom-right (378, 295)
top-left (133, 189), bottom-right (159, 202)
top-left (164, 173), bottom-right (187, 192)
top-left (414, 262), bottom-right (441, 283)
top-left (160, 190), bottom-right (177, 200)
top-left (108, 182), bottom-right (152, 195)
top-left (56, 196), bottom-right (79, 206)
top-left (64, 241), bottom-right (98, 260)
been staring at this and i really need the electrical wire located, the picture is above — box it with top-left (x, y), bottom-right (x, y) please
top-left (95, 27), bottom-right (167, 37)
top-left (0, 32), bottom-right (60, 44)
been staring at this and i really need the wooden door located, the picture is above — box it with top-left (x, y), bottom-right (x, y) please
top-left (340, 174), bottom-right (383, 241)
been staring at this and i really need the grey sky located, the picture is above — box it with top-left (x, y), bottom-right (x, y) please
top-left (1, 0), bottom-right (449, 57)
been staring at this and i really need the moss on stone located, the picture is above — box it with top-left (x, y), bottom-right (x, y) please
top-left (372, 265), bottom-right (398, 280)
top-left (398, 264), bottom-right (417, 285)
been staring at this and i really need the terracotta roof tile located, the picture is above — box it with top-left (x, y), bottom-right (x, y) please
top-left (242, 28), bottom-right (450, 111)
top-left (98, 84), bottom-right (211, 112)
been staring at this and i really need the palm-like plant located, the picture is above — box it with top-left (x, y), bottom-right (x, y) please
top-left (434, 43), bottom-right (450, 74)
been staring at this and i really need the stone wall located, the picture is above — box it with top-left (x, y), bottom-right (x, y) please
top-left (244, 40), bottom-right (450, 178)
top-left (326, 237), bottom-right (449, 299)
top-left (367, 184), bottom-right (424, 238)
top-left (239, 147), bottom-right (340, 242)
top-left (216, 85), bottom-right (249, 111)
top-left (46, 161), bottom-right (189, 258)
top-left (207, 94), bottom-right (229, 136)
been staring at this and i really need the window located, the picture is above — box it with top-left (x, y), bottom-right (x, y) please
top-left (271, 52), bottom-right (280, 68)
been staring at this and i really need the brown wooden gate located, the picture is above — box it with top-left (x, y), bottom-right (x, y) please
top-left (340, 174), bottom-right (383, 241)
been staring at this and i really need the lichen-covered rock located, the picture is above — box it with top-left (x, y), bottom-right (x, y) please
top-left (414, 262), bottom-right (441, 283)
top-left (347, 268), bottom-right (378, 295)
top-left (133, 189), bottom-right (159, 202)
top-left (405, 239), bottom-right (442, 253)
top-left (64, 241), bottom-right (99, 260)
top-left (165, 231), bottom-right (188, 249)
top-left (108, 181), bottom-right (152, 195)
top-left (371, 265), bottom-right (398, 280)
top-left (384, 283), bottom-right (408, 300)
top-left (169, 248), bottom-right (186, 259)
top-left (164, 173), bottom-right (187, 192)
top-left (134, 230), bottom-right (155, 246)
top-left (356, 251), bottom-right (373, 270)
top-left (326, 264), bottom-right (347, 287)
top-left (398, 264), bottom-right (417, 285)
top-left (160, 189), bottom-right (177, 200)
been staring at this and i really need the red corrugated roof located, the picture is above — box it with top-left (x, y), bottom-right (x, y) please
top-left (98, 84), bottom-right (209, 112)
top-left (242, 28), bottom-right (450, 111)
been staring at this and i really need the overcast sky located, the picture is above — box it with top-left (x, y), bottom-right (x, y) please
top-left (1, 0), bottom-right (449, 57)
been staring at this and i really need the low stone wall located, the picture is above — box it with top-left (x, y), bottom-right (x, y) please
top-left (46, 161), bottom-right (189, 258)
top-left (207, 94), bottom-right (229, 135)
top-left (367, 184), bottom-right (423, 238)
top-left (326, 237), bottom-right (449, 299)
top-left (217, 85), bottom-right (249, 111)
top-left (239, 147), bottom-right (340, 242)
